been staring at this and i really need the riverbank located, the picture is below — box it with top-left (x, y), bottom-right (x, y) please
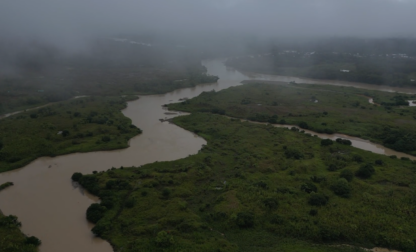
top-left (77, 112), bottom-right (416, 252)
top-left (1, 58), bottom-right (415, 252)
top-left (168, 82), bottom-right (416, 156)
top-left (0, 96), bottom-right (143, 173)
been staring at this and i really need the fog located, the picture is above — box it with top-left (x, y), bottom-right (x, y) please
top-left (1, 0), bottom-right (416, 50)
top-left (1, 0), bottom-right (416, 77)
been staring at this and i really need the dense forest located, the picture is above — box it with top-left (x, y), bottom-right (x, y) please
top-left (75, 113), bottom-right (416, 252)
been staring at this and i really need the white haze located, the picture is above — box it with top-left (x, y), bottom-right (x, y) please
top-left (1, 0), bottom-right (416, 50)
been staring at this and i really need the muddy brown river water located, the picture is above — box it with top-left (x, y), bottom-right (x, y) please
top-left (0, 59), bottom-right (415, 252)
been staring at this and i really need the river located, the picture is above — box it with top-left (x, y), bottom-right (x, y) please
top-left (0, 59), bottom-right (415, 252)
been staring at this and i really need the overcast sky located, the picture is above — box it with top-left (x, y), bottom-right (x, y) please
top-left (1, 0), bottom-right (415, 47)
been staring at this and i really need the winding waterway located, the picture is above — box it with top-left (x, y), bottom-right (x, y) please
top-left (0, 59), bottom-right (415, 252)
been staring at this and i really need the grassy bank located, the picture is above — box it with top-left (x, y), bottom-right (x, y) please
top-left (76, 113), bottom-right (416, 252)
top-left (0, 96), bottom-right (142, 173)
top-left (168, 82), bottom-right (416, 155)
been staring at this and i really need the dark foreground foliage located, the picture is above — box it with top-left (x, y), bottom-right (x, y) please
top-left (77, 113), bottom-right (416, 252)
top-left (0, 213), bottom-right (40, 252)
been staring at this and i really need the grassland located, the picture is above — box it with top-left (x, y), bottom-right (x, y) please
top-left (168, 82), bottom-right (416, 155)
top-left (0, 96), bottom-right (142, 173)
top-left (76, 113), bottom-right (416, 252)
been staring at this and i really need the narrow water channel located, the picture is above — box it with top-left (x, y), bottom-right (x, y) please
top-left (0, 59), bottom-right (415, 252)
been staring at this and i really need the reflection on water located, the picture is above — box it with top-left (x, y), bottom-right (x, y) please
top-left (0, 59), bottom-right (414, 252)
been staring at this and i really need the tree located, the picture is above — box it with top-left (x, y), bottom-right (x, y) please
top-left (299, 121), bottom-right (309, 129)
top-left (356, 163), bottom-right (375, 179)
top-left (331, 178), bottom-right (351, 198)
top-left (321, 139), bottom-right (333, 146)
top-left (155, 231), bottom-right (174, 247)
top-left (236, 212), bottom-right (254, 228)
top-left (301, 181), bottom-right (318, 193)
top-left (162, 188), bottom-right (171, 198)
top-left (340, 169), bottom-right (354, 182)
top-left (263, 198), bottom-right (279, 210)
top-left (25, 236), bottom-right (41, 246)
top-left (101, 136), bottom-right (111, 142)
top-left (86, 203), bottom-right (107, 223)
top-left (71, 172), bottom-right (83, 182)
top-left (62, 130), bottom-right (70, 137)
top-left (0, 215), bottom-right (21, 228)
top-left (308, 192), bottom-right (328, 206)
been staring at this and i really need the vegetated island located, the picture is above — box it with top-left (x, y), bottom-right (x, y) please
top-left (168, 82), bottom-right (416, 156)
top-left (0, 95), bottom-right (142, 173)
top-left (75, 112), bottom-right (416, 252)
top-left (0, 182), bottom-right (41, 252)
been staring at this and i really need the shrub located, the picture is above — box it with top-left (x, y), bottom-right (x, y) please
top-left (340, 169), bottom-right (354, 182)
top-left (25, 236), bottom-right (41, 246)
top-left (125, 198), bottom-right (135, 208)
top-left (155, 231), bottom-right (174, 247)
top-left (62, 130), bottom-right (70, 137)
top-left (309, 209), bottom-right (318, 216)
top-left (331, 178), bottom-right (351, 198)
top-left (327, 164), bottom-right (338, 171)
top-left (352, 154), bottom-right (364, 163)
top-left (106, 179), bottom-right (132, 190)
top-left (162, 188), bottom-right (171, 198)
top-left (321, 139), bottom-right (333, 146)
top-left (236, 212), bottom-right (254, 228)
top-left (301, 181), bottom-right (318, 193)
top-left (285, 149), bottom-right (304, 159)
top-left (92, 220), bottom-right (111, 237)
top-left (356, 163), bottom-right (375, 179)
top-left (254, 181), bottom-right (268, 189)
top-left (0, 215), bottom-right (21, 228)
top-left (308, 193), bottom-right (328, 206)
top-left (375, 159), bottom-right (383, 165)
top-left (101, 136), bottom-right (111, 142)
top-left (299, 121), bottom-right (309, 129)
top-left (0, 182), bottom-right (14, 191)
top-left (71, 172), bottom-right (83, 182)
top-left (336, 138), bottom-right (352, 145)
top-left (263, 198), bottom-right (279, 210)
top-left (86, 203), bottom-right (107, 223)
top-left (79, 175), bottom-right (100, 194)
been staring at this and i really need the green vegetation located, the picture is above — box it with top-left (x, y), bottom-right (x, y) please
top-left (0, 96), bottom-right (142, 172)
top-left (76, 113), bottom-right (416, 252)
top-left (168, 82), bottom-right (416, 155)
top-left (0, 212), bottom-right (40, 252)
top-left (0, 182), bottom-right (14, 191)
